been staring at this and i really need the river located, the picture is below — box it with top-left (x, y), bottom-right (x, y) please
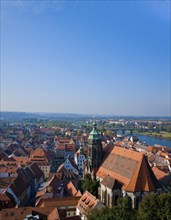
top-left (135, 134), bottom-right (171, 148)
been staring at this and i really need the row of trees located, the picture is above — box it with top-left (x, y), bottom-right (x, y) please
top-left (87, 193), bottom-right (171, 220)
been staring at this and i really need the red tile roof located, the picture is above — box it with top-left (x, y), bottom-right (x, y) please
top-left (77, 191), bottom-right (103, 214)
top-left (97, 146), bottom-right (161, 192)
top-left (30, 148), bottom-right (46, 158)
top-left (66, 181), bottom-right (82, 197)
top-left (56, 145), bottom-right (65, 150)
top-left (152, 166), bottom-right (168, 180)
top-left (0, 165), bottom-right (18, 175)
top-left (36, 197), bottom-right (80, 208)
top-left (0, 177), bottom-right (16, 189)
top-left (0, 206), bottom-right (59, 220)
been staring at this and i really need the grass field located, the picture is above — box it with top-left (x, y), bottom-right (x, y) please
top-left (137, 131), bottom-right (171, 140)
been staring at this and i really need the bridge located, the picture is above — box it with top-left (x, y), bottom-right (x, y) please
top-left (112, 128), bottom-right (134, 135)
top-left (109, 128), bottom-right (150, 136)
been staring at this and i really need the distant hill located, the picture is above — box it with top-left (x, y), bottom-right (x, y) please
top-left (0, 111), bottom-right (93, 121)
top-left (0, 111), bottom-right (170, 121)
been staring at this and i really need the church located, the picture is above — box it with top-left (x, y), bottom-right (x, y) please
top-left (84, 122), bottom-right (163, 208)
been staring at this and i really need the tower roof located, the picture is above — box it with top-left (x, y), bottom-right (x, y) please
top-left (88, 122), bottom-right (101, 140)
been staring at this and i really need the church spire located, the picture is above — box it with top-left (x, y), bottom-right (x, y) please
top-left (88, 121), bottom-right (101, 140)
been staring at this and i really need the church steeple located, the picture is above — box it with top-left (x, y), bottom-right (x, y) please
top-left (88, 121), bottom-right (101, 140)
top-left (86, 121), bottom-right (103, 176)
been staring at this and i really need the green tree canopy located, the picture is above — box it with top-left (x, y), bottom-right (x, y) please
top-left (88, 197), bottom-right (136, 220)
top-left (87, 194), bottom-right (171, 220)
top-left (138, 193), bottom-right (171, 220)
top-left (81, 174), bottom-right (99, 197)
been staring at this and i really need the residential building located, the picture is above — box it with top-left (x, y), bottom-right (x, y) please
top-left (30, 148), bottom-right (51, 179)
top-left (76, 191), bottom-right (104, 220)
top-left (57, 156), bottom-right (79, 176)
top-left (36, 197), bottom-right (81, 218)
top-left (75, 146), bottom-right (86, 174)
top-left (0, 206), bottom-right (59, 220)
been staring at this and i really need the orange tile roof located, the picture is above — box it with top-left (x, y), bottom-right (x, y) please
top-left (36, 197), bottom-right (80, 208)
top-left (146, 146), bottom-right (154, 152)
top-left (56, 145), bottom-right (65, 150)
top-left (124, 154), bottom-right (161, 192)
top-left (66, 181), bottom-right (82, 197)
top-left (0, 192), bottom-right (11, 202)
top-left (75, 190), bottom-right (82, 197)
top-left (77, 191), bottom-right (103, 214)
top-left (97, 146), bottom-right (161, 192)
top-left (57, 139), bottom-right (71, 144)
top-left (0, 177), bottom-right (16, 189)
top-left (152, 166), bottom-right (167, 180)
top-left (13, 156), bottom-right (29, 164)
top-left (0, 206), bottom-right (59, 220)
top-left (36, 188), bottom-right (46, 198)
top-left (31, 148), bottom-right (46, 158)
top-left (66, 181), bottom-right (77, 197)
top-left (0, 165), bottom-right (18, 174)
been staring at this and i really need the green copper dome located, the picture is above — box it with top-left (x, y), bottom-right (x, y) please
top-left (88, 121), bottom-right (101, 140)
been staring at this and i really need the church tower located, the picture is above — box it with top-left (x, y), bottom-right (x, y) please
top-left (86, 121), bottom-right (103, 176)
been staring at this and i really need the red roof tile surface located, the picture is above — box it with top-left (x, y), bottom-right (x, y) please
top-left (97, 146), bottom-right (161, 192)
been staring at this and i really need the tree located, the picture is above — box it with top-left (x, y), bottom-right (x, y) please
top-left (114, 197), bottom-right (137, 220)
top-left (138, 193), bottom-right (171, 220)
top-left (87, 197), bottom-right (136, 220)
top-left (87, 207), bottom-right (114, 220)
top-left (81, 174), bottom-right (99, 197)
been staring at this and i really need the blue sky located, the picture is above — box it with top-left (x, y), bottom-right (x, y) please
top-left (1, 1), bottom-right (170, 116)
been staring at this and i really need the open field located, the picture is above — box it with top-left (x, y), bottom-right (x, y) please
top-left (137, 131), bottom-right (171, 140)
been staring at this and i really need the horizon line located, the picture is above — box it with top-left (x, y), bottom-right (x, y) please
top-left (1, 110), bottom-right (170, 118)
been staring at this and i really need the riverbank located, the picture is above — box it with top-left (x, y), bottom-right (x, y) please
top-left (136, 131), bottom-right (171, 141)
